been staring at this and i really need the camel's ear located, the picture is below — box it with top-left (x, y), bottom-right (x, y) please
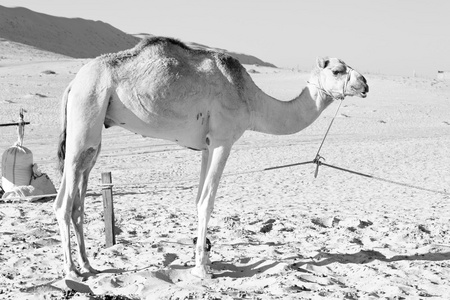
top-left (316, 57), bottom-right (329, 69)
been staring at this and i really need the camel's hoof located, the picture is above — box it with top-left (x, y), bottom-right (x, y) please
top-left (190, 266), bottom-right (212, 279)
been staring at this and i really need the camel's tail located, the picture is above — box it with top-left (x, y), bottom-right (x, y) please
top-left (57, 81), bottom-right (73, 175)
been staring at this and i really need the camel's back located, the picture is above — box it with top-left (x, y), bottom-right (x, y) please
top-left (101, 37), bottom-right (196, 67)
top-left (99, 37), bottom-right (246, 95)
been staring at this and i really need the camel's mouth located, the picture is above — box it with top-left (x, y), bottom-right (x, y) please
top-left (350, 87), bottom-right (368, 98)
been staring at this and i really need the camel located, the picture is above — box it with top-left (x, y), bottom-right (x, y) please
top-left (54, 37), bottom-right (369, 280)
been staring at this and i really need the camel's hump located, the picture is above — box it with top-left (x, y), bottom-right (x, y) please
top-left (101, 36), bottom-right (207, 66)
top-left (99, 36), bottom-right (245, 92)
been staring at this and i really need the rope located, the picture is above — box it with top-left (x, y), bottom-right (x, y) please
top-left (313, 100), bottom-right (343, 163)
top-left (0, 122), bottom-right (30, 127)
top-left (260, 158), bottom-right (450, 196)
top-left (318, 162), bottom-right (450, 196)
top-left (263, 160), bottom-right (314, 171)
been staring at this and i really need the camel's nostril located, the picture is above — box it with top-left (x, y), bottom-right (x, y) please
top-left (365, 85), bottom-right (369, 93)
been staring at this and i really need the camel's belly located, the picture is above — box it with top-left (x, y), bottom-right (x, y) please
top-left (105, 94), bottom-right (211, 150)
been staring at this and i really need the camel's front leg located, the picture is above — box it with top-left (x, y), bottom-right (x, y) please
top-left (191, 144), bottom-right (231, 278)
top-left (194, 150), bottom-right (212, 265)
top-left (195, 149), bottom-right (210, 205)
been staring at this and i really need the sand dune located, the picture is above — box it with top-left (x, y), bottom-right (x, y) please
top-left (0, 5), bottom-right (139, 58)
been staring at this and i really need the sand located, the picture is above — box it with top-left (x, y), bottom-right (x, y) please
top-left (1, 39), bottom-right (450, 299)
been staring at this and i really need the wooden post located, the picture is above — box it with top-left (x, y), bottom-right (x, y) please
top-left (101, 172), bottom-right (116, 247)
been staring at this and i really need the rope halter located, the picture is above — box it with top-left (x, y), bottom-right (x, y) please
top-left (307, 66), bottom-right (353, 101)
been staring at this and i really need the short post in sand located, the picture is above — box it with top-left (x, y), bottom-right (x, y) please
top-left (101, 172), bottom-right (116, 247)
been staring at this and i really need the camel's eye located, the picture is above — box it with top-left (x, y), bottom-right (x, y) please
top-left (331, 67), bottom-right (345, 76)
top-left (332, 70), bottom-right (340, 75)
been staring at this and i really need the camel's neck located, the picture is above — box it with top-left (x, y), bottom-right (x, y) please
top-left (248, 78), bottom-right (334, 135)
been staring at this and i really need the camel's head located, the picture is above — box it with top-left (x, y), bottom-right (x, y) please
top-left (315, 57), bottom-right (369, 100)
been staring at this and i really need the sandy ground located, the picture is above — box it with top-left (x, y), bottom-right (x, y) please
top-left (1, 42), bottom-right (450, 299)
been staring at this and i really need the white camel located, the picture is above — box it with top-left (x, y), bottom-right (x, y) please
top-left (55, 37), bottom-right (369, 280)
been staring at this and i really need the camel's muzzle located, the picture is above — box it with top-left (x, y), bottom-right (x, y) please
top-left (352, 73), bottom-right (369, 98)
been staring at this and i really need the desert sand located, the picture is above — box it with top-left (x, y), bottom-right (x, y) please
top-left (1, 38), bottom-right (450, 299)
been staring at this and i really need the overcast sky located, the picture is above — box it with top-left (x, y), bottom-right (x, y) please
top-left (2, 0), bottom-right (449, 77)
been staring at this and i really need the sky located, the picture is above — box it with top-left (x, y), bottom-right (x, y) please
top-left (2, 0), bottom-right (450, 77)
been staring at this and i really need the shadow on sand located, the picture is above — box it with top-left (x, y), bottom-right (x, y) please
top-left (211, 259), bottom-right (281, 278)
top-left (23, 249), bottom-right (450, 297)
top-left (307, 249), bottom-right (450, 266)
top-left (206, 249), bottom-right (450, 279)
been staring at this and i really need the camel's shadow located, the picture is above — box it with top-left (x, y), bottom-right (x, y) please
top-left (25, 250), bottom-right (450, 297)
top-left (307, 249), bottom-right (450, 266)
top-left (87, 249), bottom-right (450, 280)
top-left (210, 259), bottom-right (281, 278)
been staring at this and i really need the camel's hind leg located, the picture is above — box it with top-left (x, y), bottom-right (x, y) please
top-left (54, 63), bottom-right (110, 279)
top-left (54, 145), bottom-right (101, 279)
top-left (72, 150), bottom-right (101, 274)
top-left (53, 173), bottom-right (77, 277)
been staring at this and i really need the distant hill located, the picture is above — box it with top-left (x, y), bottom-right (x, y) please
top-left (0, 5), bottom-right (139, 58)
top-left (0, 5), bottom-right (276, 67)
